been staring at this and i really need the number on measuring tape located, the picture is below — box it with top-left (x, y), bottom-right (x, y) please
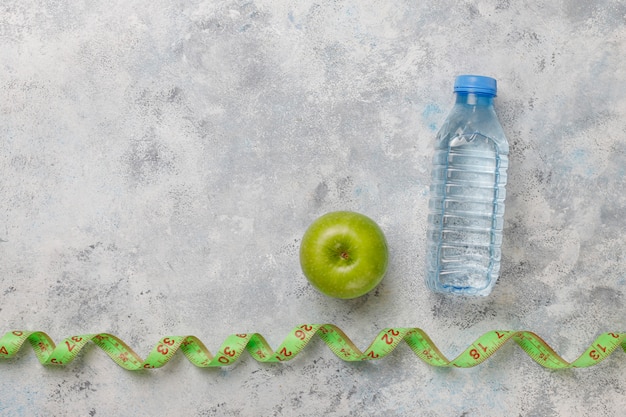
top-left (469, 349), bottom-right (480, 360)
top-left (273, 347), bottom-right (293, 362)
top-left (156, 345), bottom-right (169, 355)
top-left (589, 342), bottom-right (611, 361)
top-left (64, 336), bottom-right (83, 352)
top-left (0, 346), bottom-right (8, 355)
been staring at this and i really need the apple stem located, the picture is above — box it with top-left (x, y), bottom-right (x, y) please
top-left (340, 252), bottom-right (349, 260)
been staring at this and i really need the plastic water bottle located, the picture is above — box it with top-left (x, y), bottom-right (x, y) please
top-left (425, 75), bottom-right (509, 296)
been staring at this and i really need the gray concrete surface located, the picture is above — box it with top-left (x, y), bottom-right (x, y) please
top-left (1, 1), bottom-right (625, 416)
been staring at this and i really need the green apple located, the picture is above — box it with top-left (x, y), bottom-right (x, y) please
top-left (299, 211), bottom-right (389, 299)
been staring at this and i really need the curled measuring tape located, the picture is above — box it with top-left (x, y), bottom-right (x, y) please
top-left (1, 325), bottom-right (624, 370)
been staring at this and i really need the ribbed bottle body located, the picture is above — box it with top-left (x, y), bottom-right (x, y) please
top-left (426, 119), bottom-right (508, 296)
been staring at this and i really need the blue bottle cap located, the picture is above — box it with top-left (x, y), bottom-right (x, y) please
top-left (454, 75), bottom-right (497, 96)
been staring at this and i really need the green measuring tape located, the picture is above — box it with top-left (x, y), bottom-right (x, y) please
top-left (1, 325), bottom-right (624, 370)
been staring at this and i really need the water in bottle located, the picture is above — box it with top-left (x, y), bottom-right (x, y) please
top-left (425, 75), bottom-right (509, 296)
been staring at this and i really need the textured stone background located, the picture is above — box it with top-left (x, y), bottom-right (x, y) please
top-left (1, 0), bottom-right (625, 416)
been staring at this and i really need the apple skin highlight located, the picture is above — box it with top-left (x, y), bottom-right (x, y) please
top-left (299, 211), bottom-right (389, 299)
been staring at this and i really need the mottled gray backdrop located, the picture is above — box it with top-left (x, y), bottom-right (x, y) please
top-left (1, 1), bottom-right (625, 416)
